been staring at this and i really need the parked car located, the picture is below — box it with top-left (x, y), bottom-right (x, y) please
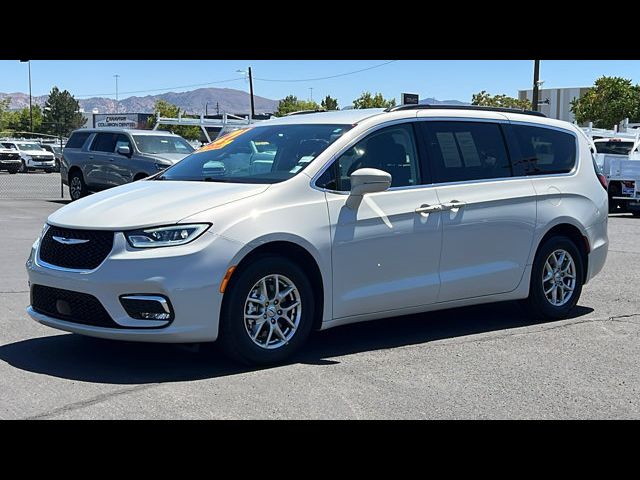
top-left (61, 128), bottom-right (195, 201)
top-left (39, 143), bottom-right (63, 172)
top-left (591, 137), bottom-right (640, 215)
top-left (0, 143), bottom-right (21, 174)
top-left (1, 140), bottom-right (56, 173)
top-left (26, 106), bottom-right (609, 365)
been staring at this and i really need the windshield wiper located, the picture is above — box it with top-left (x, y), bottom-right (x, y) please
top-left (203, 177), bottom-right (229, 182)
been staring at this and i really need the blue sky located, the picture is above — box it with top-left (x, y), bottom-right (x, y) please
top-left (2, 60), bottom-right (639, 107)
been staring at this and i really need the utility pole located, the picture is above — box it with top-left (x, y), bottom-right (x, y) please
top-left (309, 87), bottom-right (313, 102)
top-left (20, 60), bottom-right (33, 132)
top-left (248, 67), bottom-right (255, 119)
top-left (532, 60), bottom-right (540, 112)
top-left (114, 74), bottom-right (120, 113)
top-left (216, 101), bottom-right (220, 115)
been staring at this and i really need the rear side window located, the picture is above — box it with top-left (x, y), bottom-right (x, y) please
top-left (65, 131), bottom-right (91, 149)
top-left (419, 121), bottom-right (511, 183)
top-left (511, 125), bottom-right (576, 176)
top-left (90, 133), bottom-right (119, 153)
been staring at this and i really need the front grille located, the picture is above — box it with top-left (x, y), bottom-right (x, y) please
top-left (0, 152), bottom-right (20, 160)
top-left (32, 155), bottom-right (53, 161)
top-left (31, 284), bottom-right (119, 328)
top-left (39, 226), bottom-right (114, 270)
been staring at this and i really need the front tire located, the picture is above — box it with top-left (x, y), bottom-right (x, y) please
top-left (219, 255), bottom-right (315, 365)
top-left (523, 235), bottom-right (584, 320)
top-left (19, 160), bottom-right (27, 173)
top-left (69, 171), bottom-right (87, 201)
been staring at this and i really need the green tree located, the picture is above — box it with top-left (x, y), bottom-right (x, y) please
top-left (570, 76), bottom-right (640, 128)
top-left (471, 90), bottom-right (532, 109)
top-left (147, 99), bottom-right (201, 140)
top-left (275, 95), bottom-right (320, 117)
top-left (42, 86), bottom-right (86, 136)
top-left (352, 91), bottom-right (396, 109)
top-left (6, 105), bottom-right (43, 133)
top-left (321, 95), bottom-right (339, 111)
top-left (0, 97), bottom-right (11, 131)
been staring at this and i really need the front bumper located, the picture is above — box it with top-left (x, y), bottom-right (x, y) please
top-left (0, 160), bottom-right (21, 167)
top-left (26, 230), bottom-right (242, 343)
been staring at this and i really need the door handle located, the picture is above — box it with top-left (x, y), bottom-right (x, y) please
top-left (415, 204), bottom-right (443, 214)
top-left (88, 156), bottom-right (94, 160)
top-left (441, 200), bottom-right (466, 211)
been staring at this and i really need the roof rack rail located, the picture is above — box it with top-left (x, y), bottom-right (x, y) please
top-left (284, 109), bottom-right (327, 116)
top-left (385, 104), bottom-right (546, 117)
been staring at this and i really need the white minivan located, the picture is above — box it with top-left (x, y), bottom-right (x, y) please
top-left (26, 106), bottom-right (609, 364)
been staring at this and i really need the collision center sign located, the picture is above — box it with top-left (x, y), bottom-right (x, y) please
top-left (94, 114), bottom-right (138, 128)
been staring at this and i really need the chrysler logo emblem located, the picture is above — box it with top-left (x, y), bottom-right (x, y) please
top-left (52, 236), bottom-right (90, 245)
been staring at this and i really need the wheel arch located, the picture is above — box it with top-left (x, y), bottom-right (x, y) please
top-left (533, 222), bottom-right (590, 283)
top-left (67, 165), bottom-right (83, 183)
top-left (222, 239), bottom-right (326, 331)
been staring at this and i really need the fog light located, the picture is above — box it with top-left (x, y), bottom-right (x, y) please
top-left (139, 312), bottom-right (171, 320)
top-left (120, 295), bottom-right (174, 322)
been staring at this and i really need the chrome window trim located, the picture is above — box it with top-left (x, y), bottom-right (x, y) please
top-left (311, 117), bottom-right (581, 194)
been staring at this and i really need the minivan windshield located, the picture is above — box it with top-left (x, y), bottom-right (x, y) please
top-left (157, 124), bottom-right (352, 184)
top-left (133, 135), bottom-right (195, 155)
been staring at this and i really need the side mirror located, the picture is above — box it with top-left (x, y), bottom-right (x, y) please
top-left (117, 145), bottom-right (131, 156)
top-left (350, 168), bottom-right (392, 196)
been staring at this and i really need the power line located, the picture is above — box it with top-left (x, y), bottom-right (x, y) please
top-left (254, 60), bottom-right (398, 83)
top-left (73, 60), bottom-right (398, 99)
top-left (76, 77), bottom-right (246, 98)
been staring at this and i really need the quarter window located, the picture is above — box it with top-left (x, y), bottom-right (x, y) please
top-left (511, 125), bottom-right (576, 176)
top-left (316, 123), bottom-right (421, 191)
top-left (419, 121), bottom-right (511, 183)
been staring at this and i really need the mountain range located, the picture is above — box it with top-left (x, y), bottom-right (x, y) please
top-left (0, 87), bottom-right (279, 115)
top-left (0, 88), bottom-right (468, 115)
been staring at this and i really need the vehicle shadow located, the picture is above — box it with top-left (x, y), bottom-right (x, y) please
top-left (0, 302), bottom-right (593, 385)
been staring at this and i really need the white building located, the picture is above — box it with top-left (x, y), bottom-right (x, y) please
top-left (518, 86), bottom-right (590, 123)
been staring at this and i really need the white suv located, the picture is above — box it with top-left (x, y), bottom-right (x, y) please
top-left (1, 140), bottom-right (56, 173)
top-left (26, 106), bottom-right (609, 365)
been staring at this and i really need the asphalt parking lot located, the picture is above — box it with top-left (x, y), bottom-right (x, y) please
top-left (1, 177), bottom-right (639, 418)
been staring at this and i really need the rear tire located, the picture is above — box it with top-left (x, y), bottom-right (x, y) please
top-left (218, 255), bottom-right (315, 365)
top-left (522, 235), bottom-right (584, 321)
top-left (69, 171), bottom-right (87, 201)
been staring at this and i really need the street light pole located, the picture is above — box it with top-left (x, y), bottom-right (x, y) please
top-left (114, 74), bottom-right (120, 113)
top-left (20, 60), bottom-right (33, 132)
top-left (532, 60), bottom-right (540, 112)
top-left (248, 67), bottom-right (255, 120)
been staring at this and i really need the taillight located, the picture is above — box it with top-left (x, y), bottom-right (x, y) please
top-left (597, 173), bottom-right (608, 191)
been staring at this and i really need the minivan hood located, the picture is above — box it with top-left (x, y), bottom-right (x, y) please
top-left (48, 180), bottom-right (270, 230)
top-left (145, 152), bottom-right (190, 164)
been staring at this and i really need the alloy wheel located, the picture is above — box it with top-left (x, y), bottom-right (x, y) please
top-left (243, 274), bottom-right (302, 350)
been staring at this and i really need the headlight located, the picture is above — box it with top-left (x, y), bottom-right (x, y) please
top-left (124, 224), bottom-right (211, 248)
